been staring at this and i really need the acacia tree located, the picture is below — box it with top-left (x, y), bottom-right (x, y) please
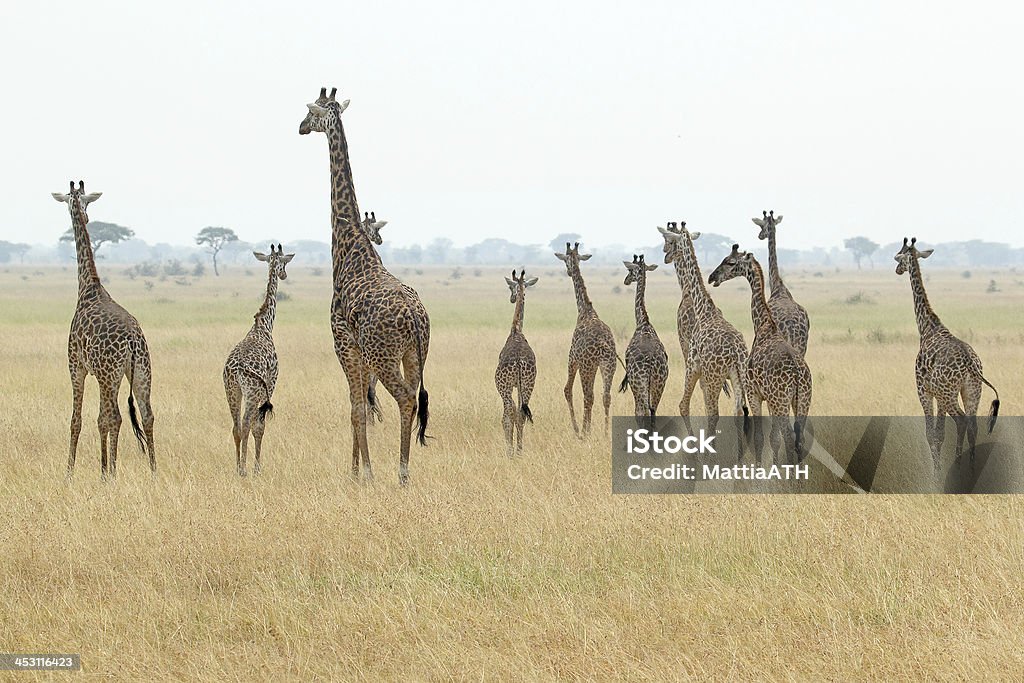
top-left (844, 236), bottom-right (879, 269)
top-left (60, 221), bottom-right (134, 257)
top-left (195, 226), bottom-right (239, 276)
top-left (549, 233), bottom-right (583, 252)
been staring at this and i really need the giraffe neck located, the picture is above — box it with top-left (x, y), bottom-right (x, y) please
top-left (70, 201), bottom-right (102, 297)
top-left (908, 256), bottom-right (944, 337)
top-left (511, 288), bottom-right (526, 334)
top-left (570, 266), bottom-right (594, 317)
top-left (765, 228), bottom-right (788, 295)
top-left (743, 258), bottom-right (776, 334)
top-left (325, 118), bottom-right (379, 285)
top-left (634, 271), bottom-right (650, 326)
top-left (252, 269), bottom-right (279, 335)
top-left (676, 234), bottom-right (716, 320)
top-left (671, 258), bottom-right (694, 308)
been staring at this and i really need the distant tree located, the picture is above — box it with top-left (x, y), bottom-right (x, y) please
top-left (0, 241), bottom-right (31, 264)
top-left (844, 236), bottom-right (879, 269)
top-left (9, 242), bottom-right (30, 264)
top-left (549, 233), bottom-right (583, 253)
top-left (59, 221), bottom-right (135, 257)
top-left (691, 232), bottom-right (734, 265)
top-left (195, 226), bottom-right (239, 276)
top-left (426, 237), bottom-right (454, 264)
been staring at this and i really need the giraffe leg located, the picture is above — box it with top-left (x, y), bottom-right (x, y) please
top-left (600, 357), bottom-right (616, 435)
top-left (748, 394), bottom-right (765, 465)
top-left (679, 366), bottom-right (700, 434)
top-left (67, 361), bottom-right (86, 479)
top-left (940, 397), bottom-right (967, 464)
top-left (933, 412), bottom-right (946, 472)
top-left (580, 365), bottom-right (598, 437)
top-left (564, 362), bottom-right (580, 436)
top-left (96, 382), bottom-right (119, 479)
top-left (349, 363), bottom-right (373, 480)
top-left (132, 354), bottom-right (156, 474)
top-left (917, 385), bottom-right (938, 470)
top-left (375, 364), bottom-right (417, 486)
top-left (499, 386), bottom-right (515, 457)
top-left (765, 399), bottom-right (792, 466)
top-left (518, 365), bottom-right (536, 455)
top-left (252, 410), bottom-right (266, 476)
top-left (699, 375), bottom-right (721, 437)
top-left (237, 375), bottom-right (261, 477)
top-left (224, 369), bottom-right (243, 474)
top-left (107, 378), bottom-right (123, 477)
top-left (960, 379), bottom-right (982, 462)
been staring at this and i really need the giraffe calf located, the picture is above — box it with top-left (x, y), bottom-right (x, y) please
top-left (495, 269), bottom-right (539, 456)
top-left (619, 255), bottom-right (669, 426)
top-left (223, 244), bottom-right (294, 476)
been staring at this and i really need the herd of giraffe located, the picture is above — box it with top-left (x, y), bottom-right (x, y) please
top-left (50, 87), bottom-right (1002, 483)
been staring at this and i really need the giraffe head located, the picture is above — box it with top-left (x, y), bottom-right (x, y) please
top-left (751, 209), bottom-right (783, 241)
top-left (554, 241), bottom-right (592, 276)
top-left (707, 244), bottom-right (753, 287)
top-left (51, 180), bottom-right (102, 222)
top-left (253, 243), bottom-right (295, 280)
top-left (361, 211), bottom-right (388, 245)
top-left (657, 221), bottom-right (701, 265)
top-left (894, 237), bottom-right (933, 275)
top-left (622, 254), bottom-right (657, 285)
top-left (504, 268), bottom-right (538, 303)
top-left (298, 86), bottom-right (351, 135)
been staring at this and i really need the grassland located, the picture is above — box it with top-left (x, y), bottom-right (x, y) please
top-left (1, 261), bottom-right (1023, 680)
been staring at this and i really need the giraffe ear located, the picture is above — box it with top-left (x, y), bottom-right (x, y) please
top-left (81, 192), bottom-right (102, 206)
top-left (579, 253), bottom-right (592, 261)
top-left (918, 249), bottom-right (934, 259)
top-left (338, 99), bottom-right (351, 114)
top-left (306, 103), bottom-right (328, 115)
top-left (622, 260), bottom-right (633, 269)
top-left (504, 277), bottom-right (515, 287)
top-left (253, 251), bottom-right (269, 262)
top-left (752, 217), bottom-right (765, 227)
top-left (554, 252), bottom-right (568, 261)
top-left (51, 193), bottom-right (69, 203)
top-left (773, 214), bottom-right (783, 225)
top-left (524, 276), bottom-right (539, 287)
top-left (373, 220), bottom-right (388, 229)
top-left (645, 263), bottom-right (658, 272)
top-left (281, 253), bottom-right (295, 264)
top-left (690, 231), bottom-right (701, 240)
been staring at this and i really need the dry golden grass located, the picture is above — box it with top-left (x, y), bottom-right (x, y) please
top-left (1, 262), bottom-right (1023, 680)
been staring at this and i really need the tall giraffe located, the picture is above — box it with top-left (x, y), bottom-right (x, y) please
top-left (555, 241), bottom-right (620, 436)
top-left (299, 86), bottom-right (431, 485)
top-left (659, 222), bottom-right (747, 437)
top-left (51, 180), bottom-right (155, 478)
top-left (494, 269), bottom-right (538, 456)
top-left (752, 210), bottom-right (810, 356)
top-left (709, 245), bottom-right (812, 464)
top-left (894, 237), bottom-right (1000, 468)
top-left (223, 244), bottom-right (294, 476)
top-left (619, 254), bottom-right (669, 424)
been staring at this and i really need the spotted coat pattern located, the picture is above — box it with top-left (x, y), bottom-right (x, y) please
top-left (895, 237), bottom-right (1000, 468)
top-left (620, 255), bottom-right (669, 421)
top-left (752, 210), bottom-right (810, 357)
top-left (495, 269), bottom-right (538, 456)
top-left (300, 87), bottom-right (431, 485)
top-left (223, 244), bottom-right (294, 476)
top-left (52, 181), bottom-right (155, 478)
top-left (709, 246), bottom-right (812, 464)
top-left (556, 242), bottom-right (619, 436)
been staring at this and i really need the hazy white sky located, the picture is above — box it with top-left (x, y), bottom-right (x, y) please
top-left (2, 1), bottom-right (1022, 249)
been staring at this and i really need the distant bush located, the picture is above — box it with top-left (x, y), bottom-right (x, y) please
top-left (962, 270), bottom-right (972, 279)
top-left (844, 291), bottom-right (875, 305)
top-left (987, 280), bottom-right (999, 293)
top-left (192, 262), bottom-right (206, 277)
top-left (163, 259), bottom-right (186, 277)
top-left (276, 290), bottom-right (291, 302)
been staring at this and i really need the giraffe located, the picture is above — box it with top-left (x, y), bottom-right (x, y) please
top-left (494, 269), bottom-right (538, 456)
top-left (751, 210), bottom-right (810, 356)
top-left (51, 180), bottom-right (155, 478)
top-left (360, 210), bottom-right (388, 422)
top-left (659, 222), bottom-right (748, 440)
top-left (708, 245), bottom-right (812, 464)
top-left (894, 237), bottom-right (1000, 469)
top-left (300, 86), bottom-right (431, 485)
top-left (223, 244), bottom-right (294, 476)
top-left (555, 241), bottom-right (620, 436)
top-left (618, 255), bottom-right (669, 424)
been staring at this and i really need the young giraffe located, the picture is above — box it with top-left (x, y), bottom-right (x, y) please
top-left (751, 210), bottom-right (810, 356)
top-left (555, 241), bottom-right (620, 436)
top-left (709, 245), bottom-right (812, 464)
top-left (618, 255), bottom-right (669, 424)
top-left (223, 244), bottom-right (294, 476)
top-left (300, 86), bottom-right (431, 485)
top-left (894, 237), bottom-right (1000, 468)
top-left (360, 210), bottom-right (388, 422)
top-left (494, 269), bottom-right (539, 456)
top-left (659, 222), bottom-right (748, 439)
top-left (51, 180), bottom-right (155, 478)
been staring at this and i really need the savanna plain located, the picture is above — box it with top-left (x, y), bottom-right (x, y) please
top-left (2, 261), bottom-right (1024, 680)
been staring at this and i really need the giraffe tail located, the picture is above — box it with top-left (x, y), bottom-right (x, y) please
top-left (367, 376), bottom-right (384, 423)
top-left (250, 372), bottom-right (274, 422)
top-left (126, 354), bottom-right (146, 454)
top-left (518, 367), bottom-right (533, 424)
top-left (412, 313), bottom-right (430, 446)
top-left (980, 375), bottom-right (1000, 433)
top-left (616, 353), bottom-right (627, 372)
top-left (618, 373), bottom-right (629, 393)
